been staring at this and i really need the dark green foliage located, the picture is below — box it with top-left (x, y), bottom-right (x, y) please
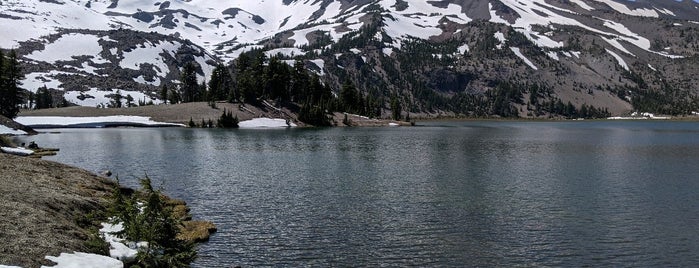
top-left (216, 108), bottom-right (239, 128)
top-left (209, 64), bottom-right (234, 101)
top-left (390, 96), bottom-right (402, 121)
top-left (630, 85), bottom-right (698, 115)
top-left (180, 62), bottom-right (201, 103)
top-left (109, 89), bottom-right (123, 108)
top-left (160, 84), bottom-right (169, 104)
top-left (109, 176), bottom-right (196, 268)
top-left (35, 85), bottom-right (53, 109)
top-left (0, 50), bottom-right (24, 118)
top-left (125, 94), bottom-right (134, 107)
top-left (340, 79), bottom-right (364, 114)
top-left (188, 117), bottom-right (195, 128)
top-left (299, 99), bottom-right (331, 126)
top-left (342, 113), bottom-right (351, 126)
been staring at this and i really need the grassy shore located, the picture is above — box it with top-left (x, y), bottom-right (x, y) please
top-left (0, 153), bottom-right (215, 267)
top-left (0, 153), bottom-right (116, 267)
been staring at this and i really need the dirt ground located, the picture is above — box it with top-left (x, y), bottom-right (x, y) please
top-left (0, 154), bottom-right (116, 267)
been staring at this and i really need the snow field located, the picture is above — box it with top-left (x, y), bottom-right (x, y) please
top-left (26, 33), bottom-right (108, 64)
top-left (62, 88), bottom-right (162, 108)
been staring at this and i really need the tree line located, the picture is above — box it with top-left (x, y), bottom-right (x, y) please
top-left (164, 49), bottom-right (384, 126)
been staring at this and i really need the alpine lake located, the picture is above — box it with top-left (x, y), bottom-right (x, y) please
top-left (20, 120), bottom-right (699, 267)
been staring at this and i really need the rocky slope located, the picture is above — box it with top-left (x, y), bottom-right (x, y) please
top-left (2, 0), bottom-right (699, 117)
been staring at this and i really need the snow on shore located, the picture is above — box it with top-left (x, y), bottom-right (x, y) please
top-left (1, 147), bottom-right (34, 156)
top-left (0, 125), bottom-right (26, 135)
top-left (15, 116), bottom-right (184, 128)
top-left (100, 222), bottom-right (139, 262)
top-left (42, 252), bottom-right (123, 268)
top-left (239, 118), bottom-right (296, 128)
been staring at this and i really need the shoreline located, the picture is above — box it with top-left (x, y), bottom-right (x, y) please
top-left (0, 153), bottom-right (214, 267)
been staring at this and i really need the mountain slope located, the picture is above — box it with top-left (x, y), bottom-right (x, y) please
top-left (1, 0), bottom-right (698, 117)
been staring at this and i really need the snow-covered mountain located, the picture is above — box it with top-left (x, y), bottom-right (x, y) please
top-left (2, 0), bottom-right (698, 115)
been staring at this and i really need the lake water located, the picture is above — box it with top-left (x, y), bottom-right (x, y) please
top-left (20, 121), bottom-right (699, 267)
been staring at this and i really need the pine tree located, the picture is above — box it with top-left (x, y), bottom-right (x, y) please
top-left (180, 62), bottom-right (200, 103)
top-left (0, 50), bottom-right (24, 118)
top-left (35, 86), bottom-right (53, 109)
top-left (161, 84), bottom-right (168, 104)
top-left (112, 177), bottom-right (196, 267)
top-left (216, 108), bottom-right (239, 128)
top-left (390, 96), bottom-right (402, 121)
top-left (209, 64), bottom-right (233, 101)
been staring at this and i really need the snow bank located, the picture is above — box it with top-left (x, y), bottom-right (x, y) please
top-left (100, 222), bottom-right (138, 262)
top-left (0, 147), bottom-right (34, 156)
top-left (0, 125), bottom-right (26, 135)
top-left (42, 252), bottom-right (123, 268)
top-left (15, 116), bottom-right (184, 128)
top-left (239, 118), bottom-right (296, 128)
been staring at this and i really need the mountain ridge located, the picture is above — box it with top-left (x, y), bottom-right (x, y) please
top-left (2, 0), bottom-right (698, 118)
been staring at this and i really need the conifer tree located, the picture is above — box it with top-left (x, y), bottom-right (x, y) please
top-left (161, 84), bottom-right (168, 104)
top-left (180, 62), bottom-right (200, 103)
top-left (0, 50), bottom-right (24, 118)
top-left (209, 64), bottom-right (233, 101)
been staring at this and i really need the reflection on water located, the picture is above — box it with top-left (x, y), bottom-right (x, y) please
top-left (23, 120), bottom-right (699, 267)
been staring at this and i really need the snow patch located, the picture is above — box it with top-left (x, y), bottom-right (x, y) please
top-left (546, 51), bottom-right (560, 61)
top-left (591, 0), bottom-right (659, 17)
top-left (1, 147), bottom-right (34, 156)
top-left (21, 71), bottom-right (74, 92)
top-left (99, 222), bottom-right (138, 263)
top-left (63, 88), bottom-right (161, 108)
top-left (606, 49), bottom-right (629, 71)
top-left (309, 59), bottom-right (325, 76)
top-left (239, 118), bottom-right (296, 128)
top-left (569, 0), bottom-right (594, 11)
top-left (15, 116), bottom-right (183, 128)
top-left (0, 125), bottom-right (27, 135)
top-left (382, 47), bottom-right (394, 56)
top-left (42, 252), bottom-right (123, 268)
top-left (120, 41), bottom-right (180, 78)
top-left (458, 44), bottom-right (470, 54)
top-left (494, 32), bottom-right (506, 49)
top-left (264, 47), bottom-right (305, 58)
top-left (601, 36), bottom-right (634, 56)
top-left (26, 33), bottom-right (108, 64)
top-left (510, 47), bottom-right (538, 70)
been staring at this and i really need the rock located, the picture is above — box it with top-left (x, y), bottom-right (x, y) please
top-left (100, 170), bottom-right (113, 177)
